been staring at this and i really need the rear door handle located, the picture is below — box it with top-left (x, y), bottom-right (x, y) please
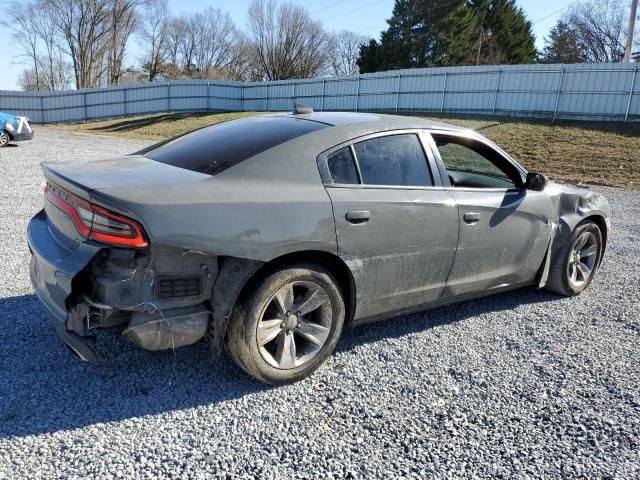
top-left (463, 212), bottom-right (480, 224)
top-left (345, 210), bottom-right (370, 224)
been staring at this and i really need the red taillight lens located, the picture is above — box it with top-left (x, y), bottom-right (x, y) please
top-left (45, 185), bottom-right (148, 248)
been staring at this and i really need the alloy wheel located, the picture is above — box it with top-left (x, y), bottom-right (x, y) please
top-left (568, 231), bottom-right (598, 288)
top-left (0, 131), bottom-right (8, 147)
top-left (257, 280), bottom-right (332, 369)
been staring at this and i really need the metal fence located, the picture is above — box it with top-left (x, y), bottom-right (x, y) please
top-left (0, 63), bottom-right (638, 124)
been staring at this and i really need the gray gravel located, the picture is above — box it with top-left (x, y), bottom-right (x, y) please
top-left (0, 129), bottom-right (639, 479)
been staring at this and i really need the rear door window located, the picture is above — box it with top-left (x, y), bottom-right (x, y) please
top-left (327, 147), bottom-right (359, 184)
top-left (352, 134), bottom-right (433, 187)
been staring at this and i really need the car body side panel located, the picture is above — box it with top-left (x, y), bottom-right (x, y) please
top-left (544, 183), bottom-right (611, 274)
top-left (327, 186), bottom-right (459, 321)
top-left (46, 140), bottom-right (340, 263)
top-left (443, 189), bottom-right (553, 296)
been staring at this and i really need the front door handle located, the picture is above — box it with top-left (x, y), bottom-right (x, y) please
top-left (463, 212), bottom-right (480, 224)
top-left (345, 210), bottom-right (370, 224)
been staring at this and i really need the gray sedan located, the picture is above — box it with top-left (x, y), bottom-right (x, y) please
top-left (27, 110), bottom-right (610, 384)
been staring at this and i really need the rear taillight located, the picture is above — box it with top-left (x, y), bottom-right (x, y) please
top-left (45, 184), bottom-right (148, 248)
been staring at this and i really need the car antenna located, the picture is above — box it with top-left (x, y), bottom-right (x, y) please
top-left (292, 103), bottom-right (313, 115)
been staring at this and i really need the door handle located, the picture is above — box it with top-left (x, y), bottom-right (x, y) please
top-left (463, 212), bottom-right (480, 224)
top-left (345, 210), bottom-right (370, 224)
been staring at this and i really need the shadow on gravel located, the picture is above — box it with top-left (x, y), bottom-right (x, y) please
top-left (86, 112), bottom-right (210, 133)
top-left (0, 288), bottom-right (559, 439)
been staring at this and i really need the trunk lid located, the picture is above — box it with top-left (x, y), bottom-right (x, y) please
top-left (42, 155), bottom-right (210, 194)
top-left (41, 156), bottom-right (211, 246)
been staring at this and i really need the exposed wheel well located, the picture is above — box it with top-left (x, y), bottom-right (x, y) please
top-left (584, 214), bottom-right (607, 244)
top-left (237, 250), bottom-right (357, 325)
top-left (582, 215), bottom-right (608, 267)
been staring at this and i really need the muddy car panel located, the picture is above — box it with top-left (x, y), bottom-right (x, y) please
top-left (27, 112), bottom-right (611, 363)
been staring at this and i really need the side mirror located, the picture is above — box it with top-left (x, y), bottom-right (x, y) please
top-left (525, 172), bottom-right (548, 191)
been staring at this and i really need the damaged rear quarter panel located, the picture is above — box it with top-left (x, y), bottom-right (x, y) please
top-left (88, 142), bottom-right (338, 262)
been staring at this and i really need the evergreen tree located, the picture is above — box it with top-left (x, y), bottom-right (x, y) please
top-left (357, 0), bottom-right (537, 72)
top-left (539, 21), bottom-right (587, 64)
top-left (470, 0), bottom-right (537, 65)
top-left (357, 40), bottom-right (387, 73)
top-left (442, 3), bottom-right (475, 65)
top-left (358, 0), bottom-right (468, 72)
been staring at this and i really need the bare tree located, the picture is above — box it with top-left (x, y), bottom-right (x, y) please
top-left (3, 3), bottom-right (43, 91)
top-left (193, 8), bottom-right (241, 79)
top-left (107, 0), bottom-right (140, 85)
top-left (139, 0), bottom-right (170, 81)
top-left (246, 0), bottom-right (331, 80)
top-left (566, 0), bottom-right (628, 63)
top-left (47, 0), bottom-right (113, 89)
top-left (33, 0), bottom-right (71, 90)
top-left (329, 30), bottom-right (369, 76)
top-left (170, 15), bottom-right (199, 77)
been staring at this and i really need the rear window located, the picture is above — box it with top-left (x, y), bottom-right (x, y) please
top-left (140, 116), bottom-right (327, 176)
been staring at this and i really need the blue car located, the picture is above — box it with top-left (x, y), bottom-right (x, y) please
top-left (0, 112), bottom-right (34, 147)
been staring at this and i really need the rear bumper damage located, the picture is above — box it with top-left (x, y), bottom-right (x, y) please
top-left (28, 208), bottom-right (219, 362)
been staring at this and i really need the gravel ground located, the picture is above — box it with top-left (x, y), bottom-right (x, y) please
top-left (0, 130), bottom-right (639, 479)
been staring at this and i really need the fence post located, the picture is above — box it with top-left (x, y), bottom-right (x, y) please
top-left (266, 83), bottom-right (270, 111)
top-left (82, 90), bottom-right (88, 122)
top-left (321, 79), bottom-right (326, 112)
top-left (167, 82), bottom-right (171, 112)
top-left (40, 94), bottom-right (45, 124)
top-left (553, 68), bottom-right (565, 120)
top-left (440, 72), bottom-right (447, 113)
top-left (292, 82), bottom-right (296, 107)
top-left (241, 83), bottom-right (245, 112)
top-left (395, 73), bottom-right (401, 112)
top-left (625, 67), bottom-right (637, 123)
top-left (123, 87), bottom-right (128, 116)
top-left (207, 82), bottom-right (211, 111)
top-left (355, 76), bottom-right (361, 112)
top-left (492, 70), bottom-right (501, 114)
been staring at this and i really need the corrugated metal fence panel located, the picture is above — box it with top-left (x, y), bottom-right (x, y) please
top-left (0, 63), bottom-right (638, 123)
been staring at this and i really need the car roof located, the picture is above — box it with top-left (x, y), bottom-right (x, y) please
top-left (278, 111), bottom-right (468, 133)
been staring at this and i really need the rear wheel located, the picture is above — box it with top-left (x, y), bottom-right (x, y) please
top-left (0, 130), bottom-right (9, 148)
top-left (226, 264), bottom-right (345, 384)
top-left (545, 221), bottom-right (602, 296)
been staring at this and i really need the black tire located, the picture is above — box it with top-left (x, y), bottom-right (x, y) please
top-left (226, 264), bottom-right (345, 384)
top-left (545, 221), bottom-right (603, 296)
top-left (0, 130), bottom-right (9, 148)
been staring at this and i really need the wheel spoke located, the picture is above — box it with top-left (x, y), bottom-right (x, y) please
top-left (569, 263), bottom-right (578, 284)
top-left (581, 243), bottom-right (597, 258)
top-left (257, 319), bottom-right (282, 346)
top-left (294, 287), bottom-right (328, 316)
top-left (576, 233), bottom-right (588, 250)
top-left (295, 321), bottom-right (330, 347)
top-left (275, 332), bottom-right (297, 368)
top-left (272, 284), bottom-right (294, 315)
top-left (577, 262), bottom-right (591, 281)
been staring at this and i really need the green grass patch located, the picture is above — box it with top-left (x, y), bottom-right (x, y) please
top-left (45, 111), bottom-right (640, 189)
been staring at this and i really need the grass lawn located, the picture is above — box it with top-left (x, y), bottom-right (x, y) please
top-left (45, 111), bottom-right (640, 189)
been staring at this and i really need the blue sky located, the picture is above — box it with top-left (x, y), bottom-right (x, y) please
top-left (0, 0), bottom-right (576, 91)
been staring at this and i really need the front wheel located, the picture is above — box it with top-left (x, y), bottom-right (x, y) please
top-left (226, 264), bottom-right (345, 384)
top-left (545, 221), bottom-right (603, 296)
top-left (0, 130), bottom-right (9, 148)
